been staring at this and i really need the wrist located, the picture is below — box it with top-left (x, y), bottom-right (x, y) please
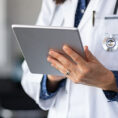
top-left (102, 71), bottom-right (118, 92)
top-left (47, 76), bottom-right (60, 93)
top-left (47, 75), bottom-right (61, 86)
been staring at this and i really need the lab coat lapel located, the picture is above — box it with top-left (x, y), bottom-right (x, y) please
top-left (62, 0), bottom-right (100, 28)
top-left (78, 0), bottom-right (100, 30)
top-left (62, 0), bottom-right (79, 27)
top-left (52, 0), bottom-right (99, 28)
top-left (50, 5), bottom-right (64, 26)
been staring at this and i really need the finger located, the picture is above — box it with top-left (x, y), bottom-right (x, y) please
top-left (48, 74), bottom-right (65, 78)
top-left (84, 46), bottom-right (98, 62)
top-left (49, 49), bottom-right (62, 54)
top-left (49, 50), bottom-right (75, 69)
top-left (63, 45), bottom-right (86, 66)
top-left (48, 75), bottom-right (65, 81)
top-left (47, 56), bottom-right (69, 75)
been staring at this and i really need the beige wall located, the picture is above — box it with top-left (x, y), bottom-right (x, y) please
top-left (0, 0), bottom-right (8, 74)
top-left (0, 0), bottom-right (42, 76)
top-left (7, 0), bottom-right (42, 24)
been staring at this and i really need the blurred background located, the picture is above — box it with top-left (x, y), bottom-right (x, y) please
top-left (0, 0), bottom-right (48, 117)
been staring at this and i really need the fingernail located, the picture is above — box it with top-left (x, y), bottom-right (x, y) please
top-left (47, 57), bottom-right (50, 61)
top-left (49, 51), bottom-right (53, 55)
top-left (63, 45), bottom-right (68, 50)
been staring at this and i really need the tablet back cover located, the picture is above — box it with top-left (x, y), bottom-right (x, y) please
top-left (12, 25), bottom-right (85, 75)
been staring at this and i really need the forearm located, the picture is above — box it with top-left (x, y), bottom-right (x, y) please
top-left (40, 74), bottom-right (66, 100)
top-left (103, 71), bottom-right (118, 101)
top-left (47, 75), bottom-right (62, 92)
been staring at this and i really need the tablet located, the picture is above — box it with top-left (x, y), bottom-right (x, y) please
top-left (12, 25), bottom-right (85, 76)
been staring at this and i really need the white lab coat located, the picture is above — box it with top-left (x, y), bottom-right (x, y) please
top-left (21, 0), bottom-right (118, 118)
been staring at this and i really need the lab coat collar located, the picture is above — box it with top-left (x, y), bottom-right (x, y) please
top-left (61, 0), bottom-right (100, 29)
top-left (78, 0), bottom-right (100, 30)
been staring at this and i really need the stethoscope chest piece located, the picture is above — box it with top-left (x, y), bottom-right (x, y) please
top-left (103, 34), bottom-right (118, 51)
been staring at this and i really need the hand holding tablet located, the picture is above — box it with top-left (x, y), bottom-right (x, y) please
top-left (12, 25), bottom-right (85, 76)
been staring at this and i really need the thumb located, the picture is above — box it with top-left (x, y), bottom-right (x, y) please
top-left (84, 46), bottom-right (98, 62)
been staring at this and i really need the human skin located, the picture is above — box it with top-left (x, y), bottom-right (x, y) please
top-left (47, 45), bottom-right (118, 92)
top-left (47, 75), bottom-right (65, 92)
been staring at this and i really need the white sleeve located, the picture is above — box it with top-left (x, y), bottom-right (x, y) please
top-left (21, 0), bottom-right (57, 110)
top-left (21, 61), bottom-right (57, 110)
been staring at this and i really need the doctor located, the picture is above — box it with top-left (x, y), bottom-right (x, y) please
top-left (21, 0), bottom-right (118, 118)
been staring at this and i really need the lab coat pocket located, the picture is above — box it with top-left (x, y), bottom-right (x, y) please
top-left (102, 15), bottom-right (118, 52)
top-left (95, 15), bottom-right (118, 52)
top-left (104, 15), bottom-right (118, 34)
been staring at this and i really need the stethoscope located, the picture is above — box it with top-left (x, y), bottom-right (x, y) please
top-left (102, 0), bottom-right (118, 52)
